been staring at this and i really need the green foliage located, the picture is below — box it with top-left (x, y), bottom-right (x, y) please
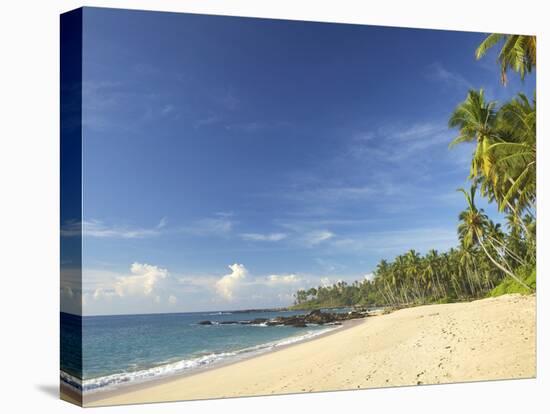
top-left (292, 280), bottom-right (375, 309)
top-left (476, 34), bottom-right (536, 84)
top-left (489, 267), bottom-right (536, 297)
top-left (448, 89), bottom-right (497, 180)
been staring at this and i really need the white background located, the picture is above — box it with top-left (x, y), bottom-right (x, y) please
top-left (0, 0), bottom-right (548, 412)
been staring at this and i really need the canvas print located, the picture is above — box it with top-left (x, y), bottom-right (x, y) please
top-left (60, 7), bottom-right (536, 407)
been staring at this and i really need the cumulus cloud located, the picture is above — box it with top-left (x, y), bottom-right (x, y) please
top-left (93, 262), bottom-right (168, 299)
top-left (215, 263), bottom-right (248, 300)
top-left (168, 295), bottom-right (177, 305)
top-left (115, 263), bottom-right (167, 296)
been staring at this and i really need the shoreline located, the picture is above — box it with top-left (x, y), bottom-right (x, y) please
top-left (81, 318), bottom-right (363, 405)
top-left (83, 294), bottom-right (536, 407)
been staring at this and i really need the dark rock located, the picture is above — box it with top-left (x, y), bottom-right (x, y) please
top-left (346, 311), bottom-right (364, 319)
top-left (199, 309), bottom-right (368, 328)
top-left (249, 318), bottom-right (268, 324)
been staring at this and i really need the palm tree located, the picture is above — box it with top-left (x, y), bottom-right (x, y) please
top-left (491, 93), bottom-right (536, 213)
top-left (376, 259), bottom-right (398, 304)
top-left (457, 185), bottom-right (531, 290)
top-left (449, 90), bottom-right (536, 243)
top-left (457, 246), bottom-right (481, 295)
top-left (405, 250), bottom-right (424, 302)
top-left (449, 89), bottom-right (497, 179)
top-left (476, 34), bottom-right (536, 84)
top-left (424, 249), bottom-right (445, 299)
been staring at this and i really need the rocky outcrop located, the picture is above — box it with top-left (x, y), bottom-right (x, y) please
top-left (217, 318), bottom-right (269, 325)
top-left (266, 309), bottom-right (368, 327)
top-left (199, 310), bottom-right (368, 328)
top-left (249, 318), bottom-right (269, 325)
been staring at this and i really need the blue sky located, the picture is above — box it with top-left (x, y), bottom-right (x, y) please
top-left (67, 7), bottom-right (535, 315)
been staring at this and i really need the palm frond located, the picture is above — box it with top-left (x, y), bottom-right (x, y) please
top-left (475, 34), bottom-right (504, 59)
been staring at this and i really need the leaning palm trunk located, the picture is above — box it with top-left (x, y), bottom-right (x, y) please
top-left (434, 273), bottom-right (445, 299)
top-left (486, 235), bottom-right (527, 267)
top-left (476, 230), bottom-right (532, 291)
top-left (504, 199), bottom-right (533, 243)
top-left (380, 289), bottom-right (392, 306)
top-left (384, 282), bottom-right (397, 305)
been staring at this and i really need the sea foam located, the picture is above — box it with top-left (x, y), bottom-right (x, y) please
top-left (61, 325), bottom-right (339, 394)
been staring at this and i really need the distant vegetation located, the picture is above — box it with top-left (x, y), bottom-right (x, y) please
top-left (293, 33), bottom-right (536, 310)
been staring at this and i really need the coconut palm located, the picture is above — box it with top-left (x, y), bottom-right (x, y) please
top-left (450, 91), bottom-right (536, 244)
top-left (424, 249), bottom-right (445, 299)
top-left (491, 93), bottom-right (536, 213)
top-left (457, 246), bottom-right (481, 295)
top-left (476, 34), bottom-right (536, 84)
top-left (449, 89), bottom-right (497, 179)
top-left (457, 185), bottom-right (531, 290)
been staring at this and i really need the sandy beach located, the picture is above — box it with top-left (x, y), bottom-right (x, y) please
top-left (85, 294), bottom-right (536, 407)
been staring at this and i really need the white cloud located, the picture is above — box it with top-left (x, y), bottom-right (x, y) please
top-left (392, 123), bottom-right (445, 141)
top-left (61, 219), bottom-right (165, 239)
top-left (215, 263), bottom-right (248, 300)
top-left (320, 277), bottom-right (333, 287)
top-left (82, 79), bottom-right (170, 132)
top-left (349, 122), bottom-right (451, 164)
top-left (266, 274), bottom-right (301, 285)
top-left (93, 262), bottom-right (168, 299)
top-left (185, 217), bottom-right (234, 236)
top-left (93, 288), bottom-right (107, 300)
top-left (82, 261), bottom-right (367, 313)
top-left (194, 115), bottom-right (220, 129)
top-left (117, 263), bottom-right (167, 296)
top-left (157, 217), bottom-right (168, 229)
top-left (428, 62), bottom-right (473, 90)
top-left (364, 272), bottom-right (375, 281)
top-left (240, 232), bottom-right (287, 242)
top-left (303, 230), bottom-right (334, 246)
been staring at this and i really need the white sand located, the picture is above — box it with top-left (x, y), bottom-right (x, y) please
top-left (86, 294), bottom-right (536, 407)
